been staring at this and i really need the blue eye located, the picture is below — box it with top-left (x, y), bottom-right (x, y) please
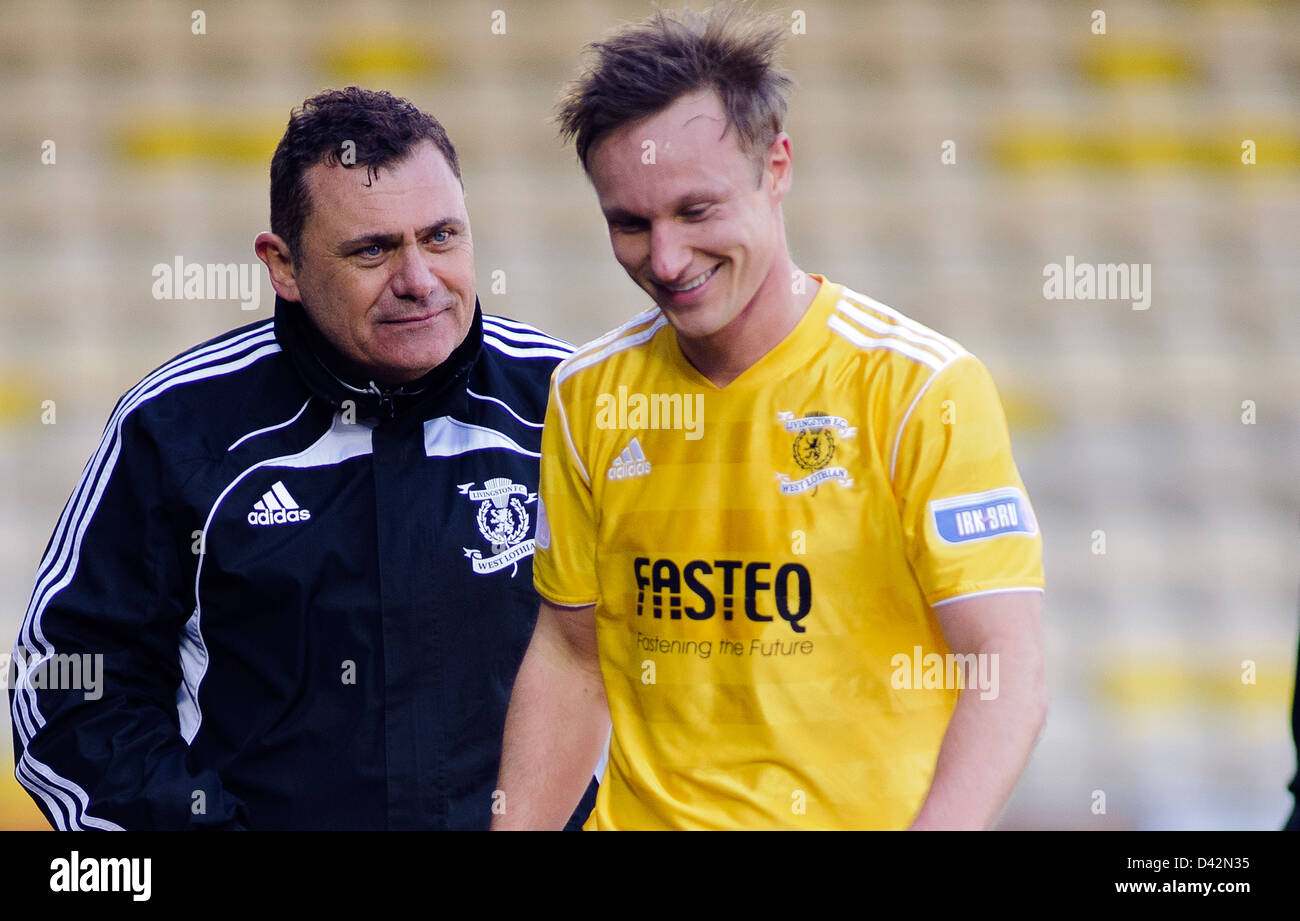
top-left (431, 229), bottom-right (453, 244)
top-left (362, 244), bottom-right (383, 257)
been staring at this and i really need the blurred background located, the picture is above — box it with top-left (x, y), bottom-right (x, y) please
top-left (0, 0), bottom-right (1296, 830)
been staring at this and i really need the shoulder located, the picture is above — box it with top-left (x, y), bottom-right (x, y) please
top-left (472, 313), bottom-right (575, 426)
top-left (480, 313), bottom-right (574, 364)
top-left (117, 318), bottom-right (283, 414)
top-left (548, 307), bottom-right (669, 400)
top-left (824, 283), bottom-right (969, 378)
top-left (479, 314), bottom-right (575, 383)
top-left (111, 318), bottom-right (294, 453)
top-left (811, 282), bottom-right (1015, 459)
top-left (820, 281), bottom-right (988, 407)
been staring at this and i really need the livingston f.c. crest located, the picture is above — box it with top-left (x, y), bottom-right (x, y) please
top-left (458, 477), bottom-right (537, 576)
top-left (775, 410), bottom-right (856, 495)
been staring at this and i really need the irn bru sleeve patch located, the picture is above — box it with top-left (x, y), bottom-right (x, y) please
top-left (929, 487), bottom-right (1037, 545)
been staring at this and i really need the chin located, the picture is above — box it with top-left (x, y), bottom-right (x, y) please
top-left (367, 345), bottom-right (447, 384)
top-left (402, 345), bottom-right (455, 378)
top-left (662, 304), bottom-right (738, 341)
top-left (373, 357), bottom-right (440, 385)
top-left (378, 321), bottom-right (466, 376)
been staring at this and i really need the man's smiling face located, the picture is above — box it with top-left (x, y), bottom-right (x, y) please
top-left (586, 89), bottom-right (787, 343)
top-left (289, 140), bottom-right (476, 385)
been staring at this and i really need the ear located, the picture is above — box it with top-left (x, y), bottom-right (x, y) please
top-left (763, 132), bottom-right (793, 204)
top-left (254, 232), bottom-right (301, 302)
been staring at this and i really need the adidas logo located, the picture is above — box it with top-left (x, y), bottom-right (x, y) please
top-left (247, 481), bottom-right (312, 526)
top-left (607, 437), bottom-right (652, 481)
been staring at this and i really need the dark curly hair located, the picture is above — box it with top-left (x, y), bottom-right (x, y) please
top-left (270, 86), bottom-right (462, 264)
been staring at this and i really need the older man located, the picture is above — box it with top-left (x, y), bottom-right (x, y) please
top-left (11, 86), bottom-right (595, 829)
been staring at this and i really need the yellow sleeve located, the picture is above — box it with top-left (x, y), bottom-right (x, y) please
top-left (890, 354), bottom-right (1044, 606)
top-left (533, 371), bottom-right (600, 606)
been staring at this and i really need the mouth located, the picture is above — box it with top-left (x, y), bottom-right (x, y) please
top-left (653, 264), bottom-right (720, 306)
top-left (377, 305), bottom-right (449, 327)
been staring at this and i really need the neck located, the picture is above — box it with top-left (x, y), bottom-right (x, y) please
top-left (678, 255), bottom-right (818, 388)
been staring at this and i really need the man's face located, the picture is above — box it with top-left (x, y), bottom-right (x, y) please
top-left (587, 89), bottom-right (788, 342)
top-left (290, 140), bottom-right (475, 385)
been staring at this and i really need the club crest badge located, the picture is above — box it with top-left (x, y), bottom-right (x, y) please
top-left (775, 410), bottom-right (856, 495)
top-left (458, 477), bottom-right (537, 576)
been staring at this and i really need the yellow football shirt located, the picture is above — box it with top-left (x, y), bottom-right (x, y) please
top-left (534, 276), bottom-right (1043, 830)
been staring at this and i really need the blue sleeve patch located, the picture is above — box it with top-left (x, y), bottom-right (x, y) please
top-left (930, 487), bottom-right (1037, 545)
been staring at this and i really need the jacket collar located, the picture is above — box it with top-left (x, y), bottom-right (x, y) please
top-left (274, 294), bottom-right (479, 423)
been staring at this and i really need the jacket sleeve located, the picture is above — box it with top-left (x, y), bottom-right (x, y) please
top-left (9, 403), bottom-right (249, 829)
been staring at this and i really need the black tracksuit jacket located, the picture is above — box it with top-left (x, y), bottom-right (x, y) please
top-left (10, 295), bottom-right (597, 829)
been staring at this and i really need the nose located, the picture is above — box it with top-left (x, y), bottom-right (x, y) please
top-left (391, 242), bottom-right (436, 300)
top-left (648, 221), bottom-right (692, 286)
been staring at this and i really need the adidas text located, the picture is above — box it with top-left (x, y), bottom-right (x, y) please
top-left (248, 481), bottom-right (312, 526)
top-left (247, 508), bottom-right (311, 526)
top-left (608, 438), bottom-right (652, 481)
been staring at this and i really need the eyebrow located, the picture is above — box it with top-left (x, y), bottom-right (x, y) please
top-left (337, 218), bottom-right (467, 252)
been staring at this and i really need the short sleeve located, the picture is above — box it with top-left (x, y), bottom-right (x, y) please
top-left (890, 354), bottom-right (1044, 606)
top-left (533, 372), bottom-right (600, 606)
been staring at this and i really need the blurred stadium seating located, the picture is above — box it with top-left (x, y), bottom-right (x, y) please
top-left (0, 0), bottom-right (1296, 830)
